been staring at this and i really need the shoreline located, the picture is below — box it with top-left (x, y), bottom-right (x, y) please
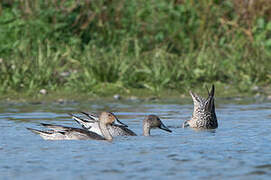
top-left (1, 84), bottom-right (270, 103)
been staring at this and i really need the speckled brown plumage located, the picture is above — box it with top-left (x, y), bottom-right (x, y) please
top-left (183, 85), bottom-right (218, 129)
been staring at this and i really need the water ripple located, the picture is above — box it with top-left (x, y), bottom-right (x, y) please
top-left (0, 101), bottom-right (270, 179)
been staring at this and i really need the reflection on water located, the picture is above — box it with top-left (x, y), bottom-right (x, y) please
top-left (0, 99), bottom-right (271, 179)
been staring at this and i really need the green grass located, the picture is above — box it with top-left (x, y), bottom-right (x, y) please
top-left (0, 0), bottom-right (270, 100)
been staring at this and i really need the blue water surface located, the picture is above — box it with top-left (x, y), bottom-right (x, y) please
top-left (0, 99), bottom-right (271, 180)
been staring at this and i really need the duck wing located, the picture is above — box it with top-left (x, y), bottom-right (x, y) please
top-left (27, 124), bottom-right (105, 140)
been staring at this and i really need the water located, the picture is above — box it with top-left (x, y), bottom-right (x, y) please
top-left (0, 99), bottom-right (271, 180)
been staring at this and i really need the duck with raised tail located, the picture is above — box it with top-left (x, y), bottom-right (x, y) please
top-left (182, 85), bottom-right (218, 129)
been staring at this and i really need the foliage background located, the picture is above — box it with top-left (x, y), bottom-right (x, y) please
top-left (0, 0), bottom-right (270, 98)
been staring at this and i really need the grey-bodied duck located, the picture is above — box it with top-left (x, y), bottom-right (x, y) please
top-left (72, 113), bottom-right (172, 136)
top-left (27, 112), bottom-right (120, 141)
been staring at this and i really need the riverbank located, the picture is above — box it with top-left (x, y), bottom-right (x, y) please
top-left (1, 83), bottom-right (270, 103)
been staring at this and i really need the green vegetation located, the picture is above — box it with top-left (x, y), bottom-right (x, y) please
top-left (0, 0), bottom-right (270, 99)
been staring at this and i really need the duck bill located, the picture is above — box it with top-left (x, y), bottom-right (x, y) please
top-left (159, 123), bottom-right (172, 133)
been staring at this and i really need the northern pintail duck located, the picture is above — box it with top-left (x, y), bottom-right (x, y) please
top-left (72, 112), bottom-right (172, 136)
top-left (72, 112), bottom-right (135, 136)
top-left (142, 114), bottom-right (172, 136)
top-left (27, 112), bottom-right (120, 141)
top-left (182, 85), bottom-right (218, 129)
